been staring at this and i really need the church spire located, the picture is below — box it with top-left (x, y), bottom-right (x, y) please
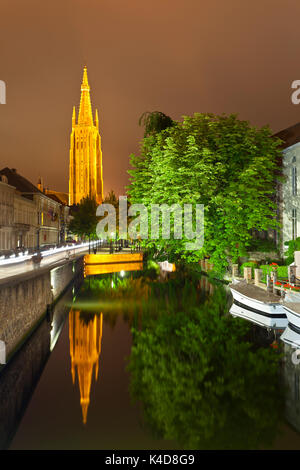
top-left (78, 66), bottom-right (93, 125)
top-left (82, 66), bottom-right (89, 89)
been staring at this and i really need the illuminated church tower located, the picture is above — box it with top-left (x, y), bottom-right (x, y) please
top-left (69, 67), bottom-right (104, 205)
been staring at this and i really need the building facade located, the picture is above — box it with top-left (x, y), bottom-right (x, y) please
top-left (13, 192), bottom-right (36, 249)
top-left (44, 190), bottom-right (70, 245)
top-left (35, 193), bottom-right (61, 248)
top-left (69, 67), bottom-right (104, 206)
top-left (0, 176), bottom-right (14, 251)
top-left (0, 168), bottom-right (69, 252)
top-left (274, 123), bottom-right (300, 252)
top-left (280, 142), bottom-right (300, 248)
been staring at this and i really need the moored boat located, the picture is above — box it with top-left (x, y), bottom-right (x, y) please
top-left (280, 323), bottom-right (300, 348)
top-left (229, 281), bottom-right (288, 329)
top-left (282, 302), bottom-right (300, 332)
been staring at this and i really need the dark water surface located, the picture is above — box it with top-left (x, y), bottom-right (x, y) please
top-left (5, 291), bottom-right (176, 449)
top-left (1, 267), bottom-right (300, 450)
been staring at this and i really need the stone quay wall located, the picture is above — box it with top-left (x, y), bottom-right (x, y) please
top-left (0, 318), bottom-right (51, 449)
top-left (0, 257), bottom-right (83, 359)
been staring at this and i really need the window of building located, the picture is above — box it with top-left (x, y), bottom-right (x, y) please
top-left (292, 166), bottom-right (298, 196)
top-left (292, 208), bottom-right (297, 240)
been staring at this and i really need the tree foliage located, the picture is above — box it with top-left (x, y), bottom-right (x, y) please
top-left (284, 237), bottom-right (300, 265)
top-left (68, 196), bottom-right (98, 239)
top-left (128, 113), bottom-right (283, 270)
top-left (139, 111), bottom-right (174, 137)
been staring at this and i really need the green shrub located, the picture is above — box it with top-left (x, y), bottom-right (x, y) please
top-left (259, 265), bottom-right (268, 281)
top-left (259, 265), bottom-right (288, 282)
top-left (277, 266), bottom-right (288, 278)
top-left (240, 261), bottom-right (258, 276)
top-left (284, 237), bottom-right (300, 265)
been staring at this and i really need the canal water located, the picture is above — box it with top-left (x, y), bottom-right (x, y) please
top-left (2, 263), bottom-right (300, 450)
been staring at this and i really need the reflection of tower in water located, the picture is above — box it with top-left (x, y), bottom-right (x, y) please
top-left (69, 310), bottom-right (103, 424)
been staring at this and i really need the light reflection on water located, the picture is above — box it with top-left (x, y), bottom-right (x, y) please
top-left (69, 310), bottom-right (103, 425)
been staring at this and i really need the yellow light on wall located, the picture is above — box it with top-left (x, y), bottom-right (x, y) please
top-left (84, 253), bottom-right (143, 264)
top-left (84, 262), bottom-right (143, 276)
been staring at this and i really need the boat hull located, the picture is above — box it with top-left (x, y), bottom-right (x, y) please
top-left (229, 288), bottom-right (288, 329)
top-left (283, 305), bottom-right (300, 331)
top-left (280, 324), bottom-right (300, 348)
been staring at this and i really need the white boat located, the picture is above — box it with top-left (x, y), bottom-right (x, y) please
top-left (280, 323), bottom-right (300, 348)
top-left (229, 281), bottom-right (288, 329)
top-left (282, 302), bottom-right (300, 332)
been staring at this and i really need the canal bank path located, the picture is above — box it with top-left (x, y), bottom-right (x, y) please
top-left (0, 243), bottom-right (93, 286)
top-left (0, 244), bottom-right (138, 286)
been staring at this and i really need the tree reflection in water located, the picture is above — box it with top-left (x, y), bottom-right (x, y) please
top-left (127, 278), bottom-right (284, 450)
top-left (75, 267), bottom-right (284, 448)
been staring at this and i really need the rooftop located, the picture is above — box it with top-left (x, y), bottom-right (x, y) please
top-left (273, 122), bottom-right (300, 150)
top-left (0, 167), bottom-right (43, 198)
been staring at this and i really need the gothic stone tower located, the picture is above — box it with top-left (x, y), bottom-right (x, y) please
top-left (69, 67), bottom-right (104, 205)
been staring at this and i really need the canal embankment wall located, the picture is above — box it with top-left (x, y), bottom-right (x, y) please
top-left (0, 256), bottom-right (84, 360)
top-left (0, 285), bottom-right (76, 450)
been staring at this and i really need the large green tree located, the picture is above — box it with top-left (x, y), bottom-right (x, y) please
top-left (128, 113), bottom-right (283, 270)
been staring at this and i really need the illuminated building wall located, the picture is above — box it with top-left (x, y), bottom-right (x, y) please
top-left (83, 253), bottom-right (143, 276)
top-left (69, 310), bottom-right (103, 424)
top-left (69, 67), bottom-right (104, 206)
